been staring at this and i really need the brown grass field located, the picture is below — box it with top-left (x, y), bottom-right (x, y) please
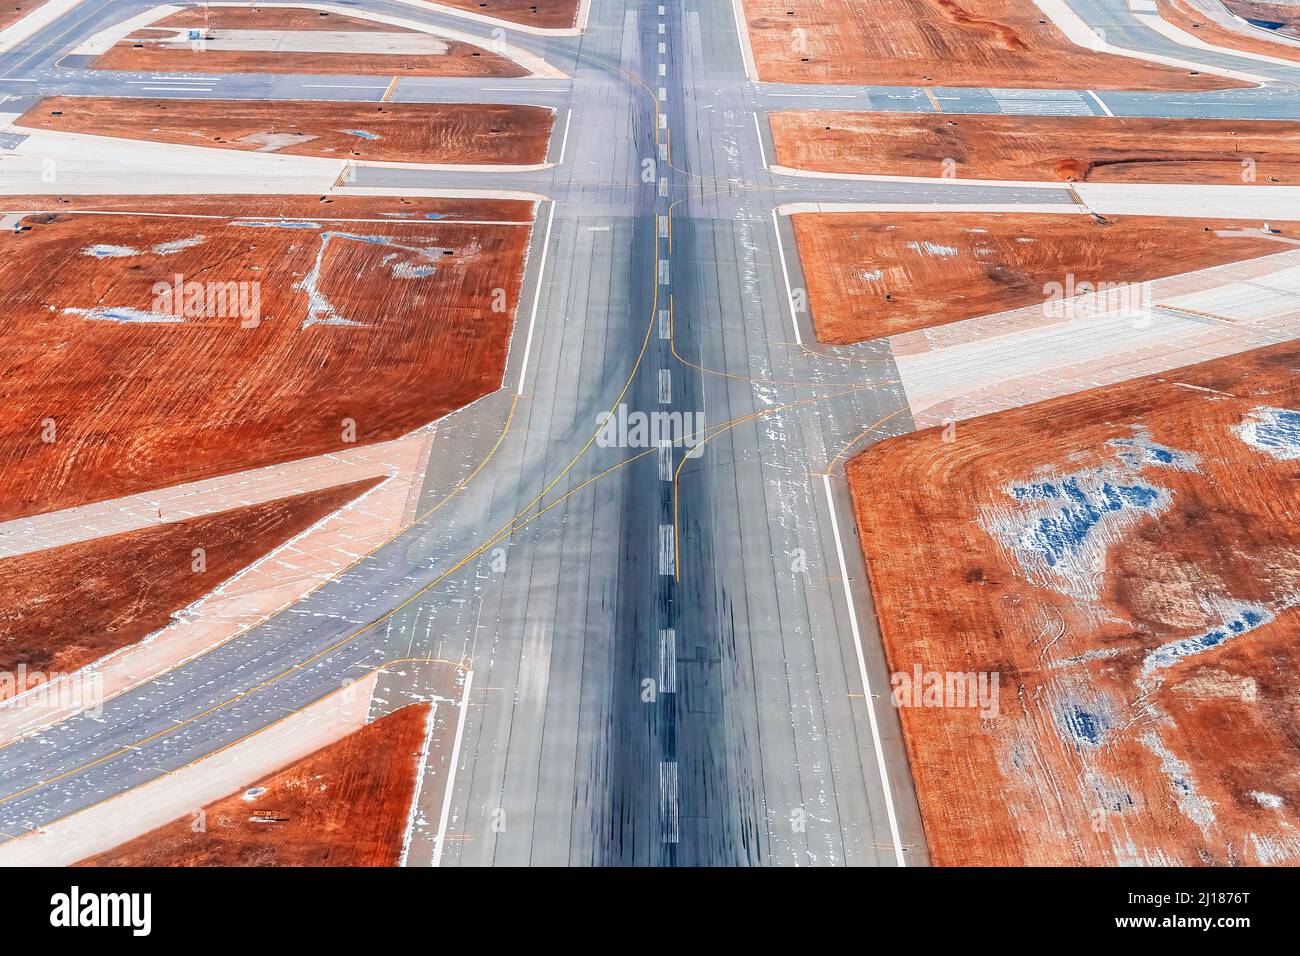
top-left (19, 97), bottom-right (554, 166)
top-left (1225, 0), bottom-right (1300, 37)
top-left (436, 0), bottom-right (580, 28)
top-left (771, 111), bottom-right (1300, 184)
top-left (0, 194), bottom-right (532, 521)
top-left (1160, 0), bottom-right (1300, 61)
top-left (848, 340), bottom-right (1300, 865)
top-left (738, 0), bottom-right (1246, 89)
top-left (0, 479), bottom-right (377, 695)
top-left (80, 703), bottom-right (430, 866)
top-left (791, 212), bottom-right (1300, 343)
top-left (92, 6), bottom-right (527, 77)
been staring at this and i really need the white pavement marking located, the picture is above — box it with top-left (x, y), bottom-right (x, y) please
top-left (658, 441), bottom-right (673, 481)
top-left (1086, 89), bottom-right (1114, 116)
top-left (431, 669), bottom-right (474, 868)
top-left (752, 112), bottom-right (769, 170)
top-left (558, 108), bottom-right (572, 165)
top-left (728, 0), bottom-right (758, 80)
top-left (658, 628), bottom-right (677, 692)
top-left (516, 199), bottom-right (555, 396)
top-left (659, 761), bottom-right (679, 843)
top-left (399, 695), bottom-right (441, 866)
top-left (658, 368), bottom-right (672, 403)
top-left (771, 208), bottom-right (803, 346)
top-left (658, 525), bottom-right (675, 576)
top-left (822, 474), bottom-right (906, 867)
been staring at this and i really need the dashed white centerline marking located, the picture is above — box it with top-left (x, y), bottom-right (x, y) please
top-left (658, 259), bottom-right (670, 285)
top-left (658, 308), bottom-right (670, 339)
top-left (659, 628), bottom-right (677, 692)
top-left (658, 525), bottom-right (675, 576)
top-left (658, 441), bottom-right (673, 481)
top-left (822, 474), bottom-right (905, 867)
top-left (660, 761), bottom-right (679, 844)
top-left (658, 368), bottom-right (672, 404)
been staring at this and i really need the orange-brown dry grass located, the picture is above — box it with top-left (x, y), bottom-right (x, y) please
top-left (739, 0), bottom-right (1246, 89)
top-left (1225, 0), bottom-right (1300, 37)
top-left (848, 340), bottom-right (1300, 865)
top-left (92, 6), bottom-right (526, 77)
top-left (792, 212), bottom-right (1300, 343)
top-left (0, 479), bottom-right (377, 695)
top-left (19, 97), bottom-right (554, 166)
top-left (80, 703), bottom-right (430, 866)
top-left (1160, 0), bottom-right (1300, 61)
top-left (435, 0), bottom-right (580, 28)
top-left (0, 194), bottom-right (532, 521)
top-left (0, 0), bottom-right (40, 31)
top-left (771, 111), bottom-right (1300, 184)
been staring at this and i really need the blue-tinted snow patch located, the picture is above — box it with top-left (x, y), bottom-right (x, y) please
top-left (1009, 476), bottom-right (1162, 570)
top-left (231, 220), bottom-right (321, 229)
top-left (1108, 429), bottom-right (1198, 472)
top-left (1063, 705), bottom-right (1106, 746)
top-left (64, 306), bottom-right (183, 324)
top-left (1235, 406), bottom-right (1300, 461)
top-left (1142, 604), bottom-right (1272, 679)
top-left (391, 262), bottom-right (436, 279)
top-left (81, 244), bottom-right (138, 258)
top-left (982, 426), bottom-right (1196, 597)
top-left (342, 129), bottom-right (381, 140)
